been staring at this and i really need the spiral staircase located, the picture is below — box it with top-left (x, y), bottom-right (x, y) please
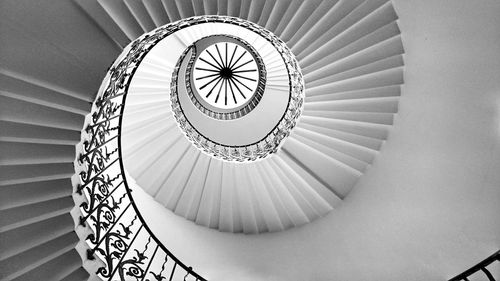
top-left (1, 0), bottom-right (500, 281)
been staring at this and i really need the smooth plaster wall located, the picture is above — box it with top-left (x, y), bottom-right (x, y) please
top-left (132, 1), bottom-right (500, 280)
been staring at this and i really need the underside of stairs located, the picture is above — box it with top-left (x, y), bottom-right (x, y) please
top-left (0, 0), bottom-right (405, 279)
top-left (0, 0), bottom-right (120, 279)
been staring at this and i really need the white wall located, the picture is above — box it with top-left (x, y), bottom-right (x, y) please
top-left (132, 1), bottom-right (500, 280)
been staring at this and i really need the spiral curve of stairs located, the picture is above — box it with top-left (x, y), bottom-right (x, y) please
top-left (1, 0), bottom-right (404, 280)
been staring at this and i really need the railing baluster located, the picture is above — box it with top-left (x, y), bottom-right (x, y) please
top-left (169, 262), bottom-right (177, 281)
top-left (75, 16), bottom-right (295, 281)
top-left (449, 250), bottom-right (499, 281)
top-left (481, 267), bottom-right (495, 281)
top-left (140, 244), bottom-right (159, 281)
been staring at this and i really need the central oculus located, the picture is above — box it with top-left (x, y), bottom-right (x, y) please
top-left (169, 18), bottom-right (304, 162)
top-left (189, 35), bottom-right (265, 118)
top-left (192, 41), bottom-right (260, 111)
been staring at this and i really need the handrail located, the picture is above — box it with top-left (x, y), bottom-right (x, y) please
top-left (73, 15), bottom-right (302, 280)
top-left (449, 250), bottom-right (500, 281)
top-left (72, 16), bottom-right (228, 281)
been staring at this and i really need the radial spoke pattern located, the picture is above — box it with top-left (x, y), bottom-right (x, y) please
top-left (193, 42), bottom-right (258, 109)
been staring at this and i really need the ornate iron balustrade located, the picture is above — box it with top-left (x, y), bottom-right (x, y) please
top-left (170, 18), bottom-right (304, 162)
top-left (71, 17), bottom-right (223, 281)
top-left (72, 15), bottom-right (303, 280)
top-left (449, 250), bottom-right (500, 281)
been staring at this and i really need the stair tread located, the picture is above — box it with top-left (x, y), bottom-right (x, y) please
top-left (0, 196), bottom-right (74, 232)
top-left (0, 163), bottom-right (74, 186)
top-left (0, 213), bottom-right (74, 261)
top-left (0, 178), bottom-right (72, 211)
top-left (0, 232), bottom-right (78, 280)
top-left (11, 249), bottom-right (82, 281)
top-left (59, 266), bottom-right (89, 281)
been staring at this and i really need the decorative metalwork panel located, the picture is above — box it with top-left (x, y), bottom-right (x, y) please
top-left (73, 15), bottom-right (305, 281)
top-left (170, 17), bottom-right (304, 162)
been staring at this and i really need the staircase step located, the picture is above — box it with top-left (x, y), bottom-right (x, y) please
top-left (273, 0), bottom-right (302, 37)
top-left (0, 213), bottom-right (74, 261)
top-left (0, 164), bottom-right (73, 186)
top-left (246, 163), bottom-right (284, 232)
top-left (0, 73), bottom-right (90, 115)
top-left (299, 1), bottom-right (397, 67)
top-left (60, 266), bottom-right (89, 281)
top-left (255, 162), bottom-right (295, 230)
top-left (302, 110), bottom-right (395, 125)
top-left (0, 95), bottom-right (85, 131)
top-left (247, 0), bottom-right (266, 23)
top-left (293, 126), bottom-right (377, 164)
top-left (268, 158), bottom-right (318, 223)
top-left (0, 196), bottom-right (74, 232)
top-left (282, 137), bottom-right (361, 199)
top-left (262, 1), bottom-right (282, 28)
top-left (218, 162), bottom-right (237, 232)
top-left (300, 115), bottom-right (391, 140)
top-left (306, 67), bottom-right (404, 98)
top-left (276, 152), bottom-right (339, 211)
top-left (142, 0), bottom-right (170, 27)
top-left (290, 131), bottom-right (369, 173)
top-left (305, 35), bottom-right (404, 84)
top-left (287, 0), bottom-right (343, 49)
top-left (306, 54), bottom-right (404, 88)
top-left (202, 0), bottom-right (217, 15)
top-left (122, 120), bottom-right (177, 158)
top-left (239, 0), bottom-right (252, 19)
top-left (174, 154), bottom-right (211, 221)
top-left (144, 136), bottom-right (191, 196)
top-left (74, 0), bottom-right (130, 47)
top-left (175, 0), bottom-right (195, 18)
top-left (121, 113), bottom-right (172, 138)
top-left (0, 141), bottom-right (75, 166)
top-left (293, 0), bottom-right (364, 56)
top-left (0, 22), bottom-right (101, 99)
top-left (11, 249), bottom-right (82, 281)
top-left (121, 107), bottom-right (172, 133)
top-left (158, 148), bottom-right (201, 210)
top-left (124, 0), bottom-right (156, 32)
top-left (297, 121), bottom-right (383, 151)
top-left (306, 84), bottom-right (401, 103)
top-left (303, 22), bottom-right (401, 73)
top-left (125, 126), bottom-right (182, 177)
top-left (194, 158), bottom-right (223, 229)
top-left (228, 164), bottom-right (253, 233)
top-left (98, 0), bottom-right (144, 40)
top-left (304, 96), bottom-right (399, 114)
top-left (265, 0), bottom-right (290, 33)
top-left (0, 232), bottom-right (78, 280)
top-left (226, 0), bottom-right (241, 17)
top-left (279, 0), bottom-right (321, 42)
top-left (0, 178), bottom-right (72, 211)
top-left (162, 0), bottom-right (182, 22)
top-left (0, 120), bottom-right (80, 145)
top-left (216, 0), bottom-right (228, 16)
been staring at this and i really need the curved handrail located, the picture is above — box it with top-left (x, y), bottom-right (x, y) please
top-left (72, 15), bottom-right (303, 280)
top-left (449, 250), bottom-right (500, 281)
top-left (71, 16), bottom-right (221, 281)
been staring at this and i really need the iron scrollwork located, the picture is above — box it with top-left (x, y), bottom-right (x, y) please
top-left (74, 16), bottom-right (222, 281)
top-left (74, 15), bottom-right (303, 281)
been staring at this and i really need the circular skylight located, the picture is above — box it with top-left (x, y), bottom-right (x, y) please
top-left (193, 42), bottom-right (259, 110)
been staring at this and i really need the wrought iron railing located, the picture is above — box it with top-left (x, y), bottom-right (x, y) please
top-left (72, 15), bottom-right (303, 280)
top-left (71, 17), bottom-right (219, 281)
top-left (449, 250), bottom-right (500, 281)
top-left (170, 18), bottom-right (304, 162)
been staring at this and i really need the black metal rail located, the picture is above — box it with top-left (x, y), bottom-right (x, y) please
top-left (449, 250), bottom-right (500, 281)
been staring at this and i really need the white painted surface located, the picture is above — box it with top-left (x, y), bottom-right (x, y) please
top-left (130, 0), bottom-right (500, 280)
